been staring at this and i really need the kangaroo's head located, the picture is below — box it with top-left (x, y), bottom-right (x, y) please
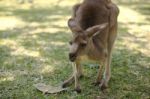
top-left (68, 18), bottom-right (108, 62)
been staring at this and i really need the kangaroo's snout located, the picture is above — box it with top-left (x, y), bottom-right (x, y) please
top-left (69, 53), bottom-right (77, 62)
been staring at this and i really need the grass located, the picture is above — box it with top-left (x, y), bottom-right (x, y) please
top-left (0, 0), bottom-right (150, 98)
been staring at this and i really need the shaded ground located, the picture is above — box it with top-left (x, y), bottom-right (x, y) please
top-left (0, 0), bottom-right (150, 98)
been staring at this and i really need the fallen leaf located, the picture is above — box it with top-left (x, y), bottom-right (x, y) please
top-left (34, 83), bottom-right (67, 94)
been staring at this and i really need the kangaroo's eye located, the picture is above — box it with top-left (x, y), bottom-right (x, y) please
top-left (80, 43), bottom-right (87, 47)
top-left (69, 41), bottom-right (73, 45)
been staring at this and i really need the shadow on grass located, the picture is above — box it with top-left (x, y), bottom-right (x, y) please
top-left (0, 45), bottom-right (12, 68)
top-left (117, 0), bottom-right (150, 21)
top-left (0, 2), bottom-right (70, 23)
top-left (109, 46), bottom-right (150, 98)
top-left (12, 6), bottom-right (70, 23)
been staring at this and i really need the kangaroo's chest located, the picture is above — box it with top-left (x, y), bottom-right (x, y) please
top-left (79, 55), bottom-right (100, 63)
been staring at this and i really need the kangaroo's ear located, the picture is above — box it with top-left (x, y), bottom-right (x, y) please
top-left (68, 18), bottom-right (83, 33)
top-left (85, 23), bottom-right (108, 37)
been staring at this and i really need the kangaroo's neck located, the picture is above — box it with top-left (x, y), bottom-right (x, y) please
top-left (85, 38), bottom-right (99, 58)
top-left (83, 37), bottom-right (106, 61)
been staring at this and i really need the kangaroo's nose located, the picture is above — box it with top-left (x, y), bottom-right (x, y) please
top-left (69, 53), bottom-right (76, 62)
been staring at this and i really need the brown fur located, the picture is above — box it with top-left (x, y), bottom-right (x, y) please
top-left (62, 0), bottom-right (119, 92)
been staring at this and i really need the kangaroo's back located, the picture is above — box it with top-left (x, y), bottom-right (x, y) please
top-left (76, 0), bottom-right (109, 30)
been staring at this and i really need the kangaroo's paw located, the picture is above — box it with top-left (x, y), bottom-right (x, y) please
top-left (62, 81), bottom-right (69, 88)
top-left (62, 76), bottom-right (75, 88)
top-left (74, 86), bottom-right (81, 93)
top-left (99, 79), bottom-right (108, 90)
top-left (62, 79), bottom-right (74, 88)
top-left (92, 81), bottom-right (101, 86)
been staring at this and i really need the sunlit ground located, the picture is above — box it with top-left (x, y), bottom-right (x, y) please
top-left (0, 0), bottom-right (150, 98)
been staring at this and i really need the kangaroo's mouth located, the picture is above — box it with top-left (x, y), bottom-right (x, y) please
top-left (70, 56), bottom-right (76, 62)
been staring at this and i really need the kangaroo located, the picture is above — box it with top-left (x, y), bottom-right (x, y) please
top-left (62, 0), bottom-right (119, 93)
